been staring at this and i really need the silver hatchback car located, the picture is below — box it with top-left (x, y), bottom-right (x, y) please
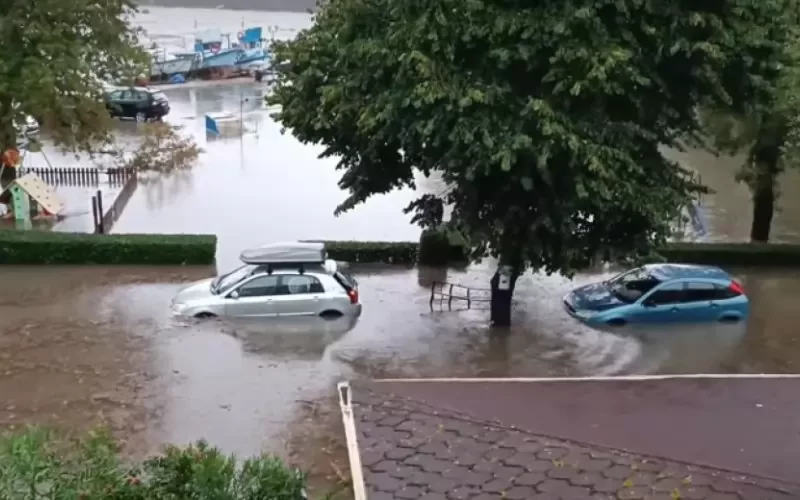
top-left (171, 242), bottom-right (362, 320)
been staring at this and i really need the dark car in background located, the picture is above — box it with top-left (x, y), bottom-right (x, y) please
top-left (105, 87), bottom-right (170, 122)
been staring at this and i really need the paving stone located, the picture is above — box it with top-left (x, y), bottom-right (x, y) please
top-left (394, 486), bottom-right (424, 499)
top-left (569, 471), bottom-right (603, 486)
top-left (679, 485), bottom-right (714, 500)
top-left (446, 486), bottom-right (479, 500)
top-left (483, 446), bottom-right (516, 462)
top-left (616, 486), bottom-right (651, 499)
top-left (579, 458), bottom-right (613, 472)
top-left (588, 477), bottom-right (623, 494)
top-left (546, 465), bottom-right (579, 480)
top-left (419, 493), bottom-right (448, 500)
top-left (503, 486), bottom-right (534, 500)
top-left (536, 447), bottom-right (569, 460)
top-left (385, 447), bottom-right (415, 461)
top-left (481, 478), bottom-right (514, 493)
top-left (350, 386), bottom-right (800, 500)
top-left (629, 471), bottom-right (658, 486)
top-left (514, 471), bottom-right (546, 486)
top-left (426, 476), bottom-right (458, 492)
top-left (604, 464), bottom-right (635, 479)
top-left (491, 465), bottom-right (524, 480)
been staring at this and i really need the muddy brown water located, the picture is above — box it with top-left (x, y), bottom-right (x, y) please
top-left (1, 263), bottom-right (799, 493)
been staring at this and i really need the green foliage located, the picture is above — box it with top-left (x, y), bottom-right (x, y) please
top-left (700, 1), bottom-right (800, 241)
top-left (0, 427), bottom-right (307, 500)
top-left (417, 227), bottom-right (469, 266)
top-left (269, 0), bottom-right (788, 277)
top-left (0, 230), bottom-right (216, 265)
top-left (323, 239), bottom-right (800, 267)
top-left (659, 242), bottom-right (800, 267)
top-left (0, 0), bottom-right (149, 151)
top-left (114, 122), bottom-right (203, 174)
top-left (321, 240), bottom-right (419, 264)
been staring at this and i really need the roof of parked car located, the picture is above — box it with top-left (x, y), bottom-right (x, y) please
top-left (240, 241), bottom-right (326, 265)
top-left (645, 263), bottom-right (730, 281)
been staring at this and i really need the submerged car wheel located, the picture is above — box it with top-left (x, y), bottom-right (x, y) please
top-left (319, 310), bottom-right (343, 320)
top-left (606, 318), bottom-right (627, 327)
top-left (194, 312), bottom-right (217, 319)
top-left (135, 112), bottom-right (146, 122)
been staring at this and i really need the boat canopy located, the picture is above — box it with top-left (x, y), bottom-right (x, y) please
top-left (240, 242), bottom-right (326, 265)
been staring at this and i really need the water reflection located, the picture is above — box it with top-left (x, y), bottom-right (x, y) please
top-left (218, 315), bottom-right (357, 360)
top-left (140, 171), bottom-right (195, 210)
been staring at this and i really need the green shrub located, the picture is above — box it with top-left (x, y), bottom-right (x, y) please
top-left (315, 240), bottom-right (800, 267)
top-left (0, 230), bottom-right (216, 265)
top-left (417, 227), bottom-right (469, 266)
top-left (0, 427), bottom-right (307, 500)
top-left (660, 242), bottom-right (800, 266)
top-left (320, 240), bottom-right (419, 265)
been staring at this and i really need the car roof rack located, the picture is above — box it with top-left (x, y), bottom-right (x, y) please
top-left (240, 241), bottom-right (326, 266)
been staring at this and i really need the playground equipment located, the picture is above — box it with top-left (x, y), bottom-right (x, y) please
top-left (1, 173), bottom-right (63, 225)
top-left (0, 147), bottom-right (63, 227)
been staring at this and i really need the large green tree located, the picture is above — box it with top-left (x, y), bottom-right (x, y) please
top-left (0, 0), bottom-right (147, 157)
top-left (703, 8), bottom-right (800, 242)
top-left (270, 0), bottom-right (789, 325)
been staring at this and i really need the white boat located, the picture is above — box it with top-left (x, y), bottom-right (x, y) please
top-left (150, 51), bottom-right (197, 78)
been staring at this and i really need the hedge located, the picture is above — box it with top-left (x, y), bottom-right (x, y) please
top-left (321, 240), bottom-right (418, 264)
top-left (322, 240), bottom-right (800, 267)
top-left (0, 230), bottom-right (216, 265)
top-left (659, 242), bottom-right (800, 266)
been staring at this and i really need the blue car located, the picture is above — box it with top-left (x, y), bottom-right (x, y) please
top-left (563, 264), bottom-right (749, 327)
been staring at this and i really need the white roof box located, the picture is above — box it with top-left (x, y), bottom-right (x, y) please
top-left (240, 241), bottom-right (326, 265)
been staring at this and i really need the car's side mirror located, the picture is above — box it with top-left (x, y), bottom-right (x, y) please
top-left (229, 290), bottom-right (240, 299)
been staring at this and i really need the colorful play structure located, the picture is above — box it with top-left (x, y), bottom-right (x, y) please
top-left (0, 147), bottom-right (63, 228)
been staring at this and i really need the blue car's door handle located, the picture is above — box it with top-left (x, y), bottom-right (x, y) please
top-left (709, 302), bottom-right (719, 308)
top-left (670, 307), bottom-right (679, 312)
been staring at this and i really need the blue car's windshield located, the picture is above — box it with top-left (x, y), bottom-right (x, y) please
top-left (606, 268), bottom-right (661, 303)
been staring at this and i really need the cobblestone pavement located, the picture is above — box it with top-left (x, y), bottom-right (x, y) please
top-left (349, 383), bottom-right (800, 500)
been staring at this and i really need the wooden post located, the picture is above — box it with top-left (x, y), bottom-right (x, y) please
top-left (448, 283), bottom-right (454, 310)
top-left (95, 189), bottom-right (104, 234)
top-left (91, 195), bottom-right (99, 233)
top-left (467, 288), bottom-right (471, 309)
top-left (429, 281), bottom-right (436, 311)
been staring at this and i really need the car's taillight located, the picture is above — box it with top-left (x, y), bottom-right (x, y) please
top-left (347, 288), bottom-right (359, 304)
top-left (729, 280), bottom-right (745, 295)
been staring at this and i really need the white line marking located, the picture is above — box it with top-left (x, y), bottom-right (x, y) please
top-left (338, 381), bottom-right (368, 500)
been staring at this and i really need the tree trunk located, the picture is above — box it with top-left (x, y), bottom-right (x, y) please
top-left (490, 267), bottom-right (519, 327)
top-left (750, 183), bottom-right (774, 242)
top-left (749, 160), bottom-right (777, 243)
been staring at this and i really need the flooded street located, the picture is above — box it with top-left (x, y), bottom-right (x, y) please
top-left (4, 5), bottom-right (800, 496)
top-left (2, 263), bottom-right (799, 490)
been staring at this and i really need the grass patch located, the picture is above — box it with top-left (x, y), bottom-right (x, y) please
top-left (0, 427), bottom-right (307, 499)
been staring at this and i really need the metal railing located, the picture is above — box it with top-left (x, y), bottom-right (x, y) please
top-left (430, 281), bottom-right (491, 311)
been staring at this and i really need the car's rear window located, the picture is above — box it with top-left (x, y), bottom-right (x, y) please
top-left (334, 270), bottom-right (357, 290)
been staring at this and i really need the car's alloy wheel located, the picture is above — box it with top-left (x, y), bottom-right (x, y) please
top-left (135, 112), bottom-right (146, 122)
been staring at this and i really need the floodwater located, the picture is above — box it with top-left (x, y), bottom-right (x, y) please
top-left (1, 263), bottom-right (799, 491)
top-left (6, 5), bottom-right (800, 496)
